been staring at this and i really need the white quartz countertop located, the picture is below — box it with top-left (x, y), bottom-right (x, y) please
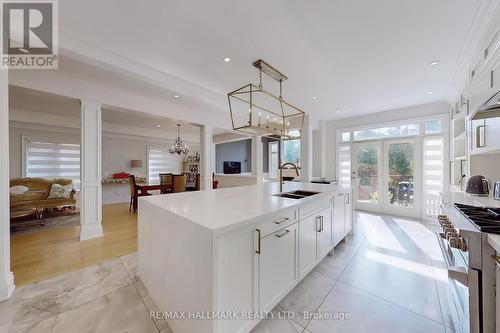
top-left (447, 190), bottom-right (500, 208)
top-left (140, 182), bottom-right (351, 232)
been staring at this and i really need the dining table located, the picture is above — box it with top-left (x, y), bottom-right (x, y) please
top-left (136, 183), bottom-right (173, 195)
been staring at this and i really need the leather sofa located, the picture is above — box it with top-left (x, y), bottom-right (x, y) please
top-left (10, 178), bottom-right (77, 219)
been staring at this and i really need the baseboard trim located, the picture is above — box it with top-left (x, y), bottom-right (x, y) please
top-left (79, 223), bottom-right (104, 241)
top-left (0, 271), bottom-right (15, 301)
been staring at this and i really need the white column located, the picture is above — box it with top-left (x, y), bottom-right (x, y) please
top-left (319, 120), bottom-right (327, 178)
top-left (80, 100), bottom-right (103, 241)
top-left (251, 136), bottom-right (263, 184)
top-left (0, 69), bottom-right (15, 300)
top-left (199, 125), bottom-right (213, 190)
top-left (300, 115), bottom-right (313, 181)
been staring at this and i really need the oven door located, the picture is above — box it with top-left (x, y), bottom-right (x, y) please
top-left (436, 233), bottom-right (480, 333)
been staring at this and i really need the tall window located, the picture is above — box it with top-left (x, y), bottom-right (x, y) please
top-left (147, 147), bottom-right (181, 183)
top-left (283, 139), bottom-right (301, 166)
top-left (268, 141), bottom-right (279, 178)
top-left (25, 139), bottom-right (81, 189)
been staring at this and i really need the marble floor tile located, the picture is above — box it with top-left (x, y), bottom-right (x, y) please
top-left (120, 252), bottom-right (138, 281)
top-left (0, 286), bottom-right (25, 333)
top-left (313, 255), bottom-right (344, 280)
top-left (306, 282), bottom-right (445, 333)
top-left (339, 252), bottom-right (443, 324)
top-left (10, 258), bottom-right (131, 332)
top-left (133, 277), bottom-right (172, 332)
top-left (251, 309), bottom-right (307, 333)
top-left (277, 270), bottom-right (336, 327)
top-left (12, 284), bottom-right (158, 333)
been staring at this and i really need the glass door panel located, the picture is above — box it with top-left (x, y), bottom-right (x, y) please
top-left (387, 142), bottom-right (414, 208)
top-left (355, 144), bottom-right (380, 205)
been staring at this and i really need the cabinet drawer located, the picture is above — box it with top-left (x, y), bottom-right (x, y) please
top-left (255, 209), bottom-right (298, 237)
top-left (299, 195), bottom-right (332, 219)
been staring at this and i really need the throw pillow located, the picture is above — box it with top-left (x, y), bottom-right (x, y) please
top-left (9, 185), bottom-right (29, 195)
top-left (47, 184), bottom-right (73, 199)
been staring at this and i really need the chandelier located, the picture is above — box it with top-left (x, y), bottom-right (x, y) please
top-left (169, 124), bottom-right (190, 155)
top-left (227, 59), bottom-right (305, 139)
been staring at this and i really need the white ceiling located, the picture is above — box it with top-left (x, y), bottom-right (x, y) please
top-left (9, 86), bottom-right (201, 135)
top-left (57, 0), bottom-right (483, 121)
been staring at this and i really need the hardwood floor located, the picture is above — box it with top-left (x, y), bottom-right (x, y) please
top-left (10, 203), bottom-right (137, 286)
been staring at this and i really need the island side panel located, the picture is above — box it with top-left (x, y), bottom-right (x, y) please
top-left (138, 199), bottom-right (214, 333)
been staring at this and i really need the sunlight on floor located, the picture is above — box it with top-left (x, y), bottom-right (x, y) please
top-left (364, 215), bottom-right (408, 254)
top-left (365, 250), bottom-right (447, 282)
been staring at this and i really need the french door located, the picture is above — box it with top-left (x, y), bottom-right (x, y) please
top-left (353, 138), bottom-right (421, 218)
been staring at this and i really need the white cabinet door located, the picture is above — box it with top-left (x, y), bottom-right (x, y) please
top-left (317, 207), bottom-right (333, 259)
top-left (344, 191), bottom-right (353, 235)
top-left (333, 193), bottom-right (346, 247)
top-left (298, 215), bottom-right (318, 279)
top-left (258, 223), bottom-right (298, 312)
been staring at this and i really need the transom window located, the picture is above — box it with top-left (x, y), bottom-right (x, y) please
top-left (353, 124), bottom-right (420, 141)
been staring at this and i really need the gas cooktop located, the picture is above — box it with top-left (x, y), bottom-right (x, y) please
top-left (454, 203), bottom-right (500, 233)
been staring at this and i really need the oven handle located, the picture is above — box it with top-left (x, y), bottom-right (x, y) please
top-left (436, 233), bottom-right (468, 286)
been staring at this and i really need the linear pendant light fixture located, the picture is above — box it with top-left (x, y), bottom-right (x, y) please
top-left (227, 59), bottom-right (305, 139)
top-left (169, 124), bottom-right (190, 155)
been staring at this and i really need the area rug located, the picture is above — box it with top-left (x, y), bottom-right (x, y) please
top-left (10, 209), bottom-right (80, 236)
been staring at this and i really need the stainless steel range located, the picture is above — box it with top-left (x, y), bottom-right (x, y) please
top-left (437, 203), bottom-right (497, 333)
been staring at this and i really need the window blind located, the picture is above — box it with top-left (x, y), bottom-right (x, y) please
top-left (26, 140), bottom-right (81, 189)
top-left (338, 144), bottom-right (351, 187)
top-left (423, 136), bottom-right (444, 216)
top-left (147, 148), bottom-right (182, 183)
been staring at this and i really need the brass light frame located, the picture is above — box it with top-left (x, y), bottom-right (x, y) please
top-left (227, 59), bottom-right (305, 139)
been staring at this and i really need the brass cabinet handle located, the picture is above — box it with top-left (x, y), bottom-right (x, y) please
top-left (492, 255), bottom-right (500, 266)
top-left (255, 229), bottom-right (261, 254)
top-left (274, 217), bottom-right (289, 225)
top-left (276, 229), bottom-right (290, 238)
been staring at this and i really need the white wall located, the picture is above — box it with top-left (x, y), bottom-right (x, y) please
top-left (9, 119), bottom-right (200, 204)
top-left (325, 101), bottom-right (450, 180)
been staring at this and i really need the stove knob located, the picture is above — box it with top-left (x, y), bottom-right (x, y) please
top-left (443, 227), bottom-right (456, 235)
top-left (449, 237), bottom-right (467, 251)
top-left (446, 231), bottom-right (459, 240)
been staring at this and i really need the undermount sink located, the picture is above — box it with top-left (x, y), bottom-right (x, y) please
top-left (287, 190), bottom-right (320, 197)
top-left (273, 190), bottom-right (321, 200)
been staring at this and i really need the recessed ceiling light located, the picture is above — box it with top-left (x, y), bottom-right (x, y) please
top-left (173, 94), bottom-right (180, 98)
top-left (312, 96), bottom-right (318, 100)
top-left (336, 110), bottom-right (341, 113)
top-left (427, 91), bottom-right (433, 95)
top-left (429, 61), bottom-right (440, 66)
top-left (223, 57), bottom-right (231, 62)
top-left (156, 124), bottom-right (161, 128)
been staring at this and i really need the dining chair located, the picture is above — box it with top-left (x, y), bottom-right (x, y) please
top-left (172, 174), bottom-right (187, 193)
top-left (129, 175), bottom-right (151, 213)
top-left (159, 173), bottom-right (173, 194)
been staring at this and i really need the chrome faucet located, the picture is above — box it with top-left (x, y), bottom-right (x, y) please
top-left (279, 162), bottom-right (299, 192)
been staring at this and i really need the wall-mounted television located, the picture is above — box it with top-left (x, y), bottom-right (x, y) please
top-left (223, 161), bottom-right (241, 174)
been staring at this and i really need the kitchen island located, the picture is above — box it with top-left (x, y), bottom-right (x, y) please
top-left (138, 182), bottom-right (353, 333)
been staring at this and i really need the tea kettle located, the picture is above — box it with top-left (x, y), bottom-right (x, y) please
top-left (466, 175), bottom-right (490, 196)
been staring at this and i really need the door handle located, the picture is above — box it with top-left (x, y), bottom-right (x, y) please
top-left (276, 229), bottom-right (290, 238)
top-left (255, 229), bottom-right (261, 254)
top-left (345, 193), bottom-right (350, 204)
top-left (274, 217), bottom-right (289, 225)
